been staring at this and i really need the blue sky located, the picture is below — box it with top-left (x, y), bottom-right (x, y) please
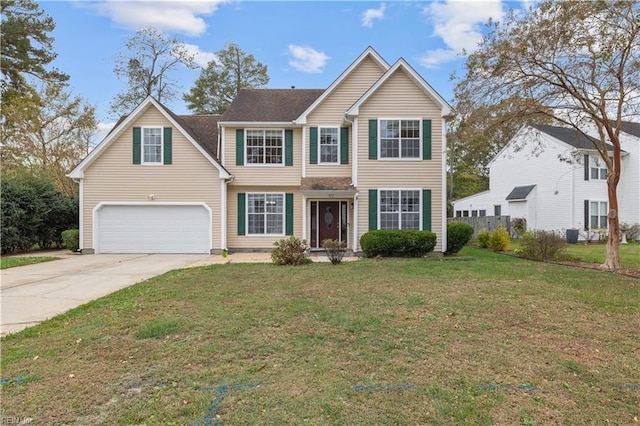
top-left (41, 0), bottom-right (527, 138)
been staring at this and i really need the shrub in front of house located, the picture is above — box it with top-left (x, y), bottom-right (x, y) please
top-left (271, 236), bottom-right (309, 266)
top-left (446, 222), bottom-right (474, 255)
top-left (61, 229), bottom-right (80, 252)
top-left (477, 229), bottom-right (491, 248)
top-left (489, 226), bottom-right (510, 252)
top-left (360, 230), bottom-right (436, 258)
top-left (322, 239), bottom-right (347, 264)
top-left (518, 230), bottom-right (568, 261)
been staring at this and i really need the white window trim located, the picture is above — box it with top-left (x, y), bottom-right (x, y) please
top-left (377, 188), bottom-right (422, 230)
top-left (589, 199), bottom-right (609, 229)
top-left (318, 126), bottom-right (340, 165)
top-left (377, 118), bottom-right (422, 161)
top-left (244, 129), bottom-right (285, 167)
top-left (142, 126), bottom-right (163, 165)
top-left (589, 156), bottom-right (607, 180)
top-left (246, 192), bottom-right (286, 236)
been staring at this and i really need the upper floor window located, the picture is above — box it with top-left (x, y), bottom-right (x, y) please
top-left (143, 127), bottom-right (162, 164)
top-left (590, 156), bottom-right (607, 180)
top-left (379, 189), bottom-right (420, 230)
top-left (319, 127), bottom-right (339, 164)
top-left (246, 129), bottom-right (283, 165)
top-left (380, 119), bottom-right (420, 159)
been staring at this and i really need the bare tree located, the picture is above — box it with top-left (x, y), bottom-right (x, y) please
top-left (110, 27), bottom-right (196, 117)
top-left (453, 0), bottom-right (640, 270)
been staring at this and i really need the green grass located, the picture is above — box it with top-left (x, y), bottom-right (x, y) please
top-left (564, 242), bottom-right (640, 268)
top-left (0, 256), bottom-right (59, 269)
top-left (1, 248), bottom-right (638, 425)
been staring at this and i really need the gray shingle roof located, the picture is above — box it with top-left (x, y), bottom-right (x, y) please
top-left (505, 185), bottom-right (536, 201)
top-left (618, 121), bottom-right (640, 138)
top-left (221, 88), bottom-right (325, 122)
top-left (178, 115), bottom-right (220, 160)
top-left (532, 124), bottom-right (619, 151)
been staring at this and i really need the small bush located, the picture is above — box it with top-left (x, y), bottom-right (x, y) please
top-left (61, 229), bottom-right (80, 252)
top-left (360, 230), bottom-right (437, 258)
top-left (511, 218), bottom-right (527, 238)
top-left (477, 229), bottom-right (491, 248)
top-left (272, 236), bottom-right (309, 266)
top-left (518, 230), bottom-right (567, 261)
top-left (446, 222), bottom-right (474, 254)
top-left (489, 226), bottom-right (510, 252)
top-left (322, 239), bottom-right (347, 264)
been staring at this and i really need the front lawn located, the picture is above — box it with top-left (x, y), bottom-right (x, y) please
top-left (0, 256), bottom-right (59, 269)
top-left (1, 248), bottom-right (638, 425)
top-left (564, 242), bottom-right (640, 269)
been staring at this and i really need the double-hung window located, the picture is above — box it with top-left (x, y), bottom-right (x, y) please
top-left (590, 156), bottom-right (607, 180)
top-left (379, 190), bottom-right (420, 230)
top-left (319, 127), bottom-right (339, 164)
top-left (590, 201), bottom-right (608, 229)
top-left (143, 127), bottom-right (162, 164)
top-left (247, 193), bottom-right (284, 235)
top-left (246, 130), bottom-right (283, 165)
top-left (380, 119), bottom-right (420, 159)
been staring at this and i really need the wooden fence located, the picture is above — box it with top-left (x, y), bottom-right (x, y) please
top-left (447, 216), bottom-right (511, 238)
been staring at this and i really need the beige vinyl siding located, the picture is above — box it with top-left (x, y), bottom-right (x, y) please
top-left (306, 57), bottom-right (385, 179)
top-left (356, 69), bottom-right (445, 252)
top-left (227, 186), bottom-right (302, 249)
top-left (223, 127), bottom-right (303, 186)
top-left (82, 106), bottom-right (222, 250)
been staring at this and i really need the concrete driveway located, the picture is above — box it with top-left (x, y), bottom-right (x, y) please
top-left (0, 253), bottom-right (229, 336)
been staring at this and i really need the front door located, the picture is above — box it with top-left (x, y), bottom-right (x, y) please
top-left (318, 201), bottom-right (340, 244)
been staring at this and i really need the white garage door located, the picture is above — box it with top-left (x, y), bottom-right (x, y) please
top-left (96, 204), bottom-right (211, 254)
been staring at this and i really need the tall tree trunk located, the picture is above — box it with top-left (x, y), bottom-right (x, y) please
top-left (603, 178), bottom-right (621, 270)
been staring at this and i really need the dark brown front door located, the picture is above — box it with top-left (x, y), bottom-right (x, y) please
top-left (318, 201), bottom-right (340, 244)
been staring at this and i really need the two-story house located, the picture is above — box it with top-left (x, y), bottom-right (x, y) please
top-left (452, 123), bottom-right (640, 235)
top-left (68, 47), bottom-right (452, 254)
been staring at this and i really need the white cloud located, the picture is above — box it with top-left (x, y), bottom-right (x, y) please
top-left (182, 43), bottom-right (217, 68)
top-left (362, 3), bottom-right (386, 28)
top-left (91, 1), bottom-right (228, 37)
top-left (419, 0), bottom-right (506, 68)
top-left (288, 45), bottom-right (330, 74)
top-left (91, 121), bottom-right (117, 149)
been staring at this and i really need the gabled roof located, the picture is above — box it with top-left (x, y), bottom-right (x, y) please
top-left (505, 185), bottom-right (536, 201)
top-left (617, 121), bottom-right (640, 138)
top-left (345, 58), bottom-right (452, 118)
top-left (295, 46), bottom-right (390, 124)
top-left (68, 96), bottom-right (230, 179)
top-left (532, 124), bottom-right (616, 151)
top-left (220, 89), bottom-right (324, 123)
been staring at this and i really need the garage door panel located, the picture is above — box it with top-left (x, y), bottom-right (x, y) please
top-left (97, 205), bottom-right (210, 254)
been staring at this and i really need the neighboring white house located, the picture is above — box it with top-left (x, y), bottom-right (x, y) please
top-left (452, 123), bottom-right (640, 235)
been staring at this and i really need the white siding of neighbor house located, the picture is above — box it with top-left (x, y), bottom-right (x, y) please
top-left (453, 129), bottom-right (580, 232)
top-left (81, 106), bottom-right (222, 251)
top-left (356, 69), bottom-right (446, 252)
top-left (618, 131), bottom-right (640, 225)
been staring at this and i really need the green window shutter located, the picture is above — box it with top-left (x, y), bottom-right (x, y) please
top-left (422, 119), bottom-right (432, 160)
top-left (368, 119), bottom-right (378, 160)
top-left (163, 127), bottom-right (172, 165)
top-left (133, 127), bottom-right (141, 164)
top-left (309, 127), bottom-right (318, 164)
top-left (237, 193), bottom-right (246, 236)
top-left (584, 154), bottom-right (589, 181)
top-left (236, 129), bottom-right (244, 166)
top-left (340, 127), bottom-right (349, 164)
top-left (368, 189), bottom-right (378, 231)
top-left (584, 199), bottom-right (589, 230)
top-left (285, 129), bottom-right (293, 166)
top-left (422, 189), bottom-right (432, 231)
top-left (285, 193), bottom-right (294, 235)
